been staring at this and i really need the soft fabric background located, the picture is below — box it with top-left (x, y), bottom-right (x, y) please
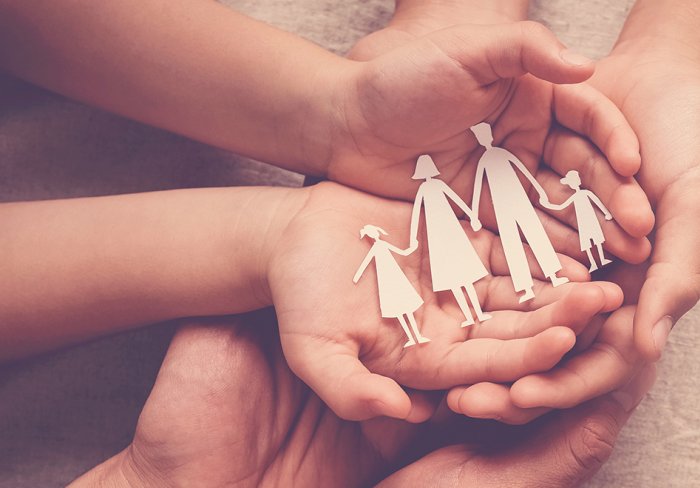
top-left (0, 0), bottom-right (698, 486)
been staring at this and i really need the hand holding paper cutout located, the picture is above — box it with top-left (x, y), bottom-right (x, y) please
top-left (269, 182), bottom-right (623, 421)
top-left (447, 285), bottom-right (649, 425)
top-left (341, 21), bottom-right (653, 269)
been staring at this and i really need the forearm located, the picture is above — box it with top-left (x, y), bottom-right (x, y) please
top-left (0, 186), bottom-right (306, 361)
top-left (392, 0), bottom-right (528, 30)
top-left (0, 0), bottom-right (345, 174)
top-left (615, 0), bottom-right (700, 56)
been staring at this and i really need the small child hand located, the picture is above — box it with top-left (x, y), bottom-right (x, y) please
top-left (269, 183), bottom-right (623, 421)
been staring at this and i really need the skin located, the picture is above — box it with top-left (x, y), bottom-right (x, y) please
top-left (587, 0), bottom-right (700, 359)
top-left (268, 182), bottom-right (624, 420)
top-left (0, 1), bottom-right (653, 265)
top-left (0, 182), bottom-right (622, 422)
top-left (70, 311), bottom-right (656, 488)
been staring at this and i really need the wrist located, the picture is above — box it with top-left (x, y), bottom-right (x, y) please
top-left (613, 0), bottom-right (700, 61)
top-left (69, 449), bottom-right (147, 488)
top-left (296, 57), bottom-right (362, 177)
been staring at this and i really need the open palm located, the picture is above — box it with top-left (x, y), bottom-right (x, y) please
top-left (268, 182), bottom-right (622, 421)
top-left (328, 21), bottom-right (653, 267)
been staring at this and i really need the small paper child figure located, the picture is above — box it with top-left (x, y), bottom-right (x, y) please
top-left (353, 224), bottom-right (430, 348)
top-left (409, 155), bottom-right (492, 327)
top-left (543, 170), bottom-right (613, 272)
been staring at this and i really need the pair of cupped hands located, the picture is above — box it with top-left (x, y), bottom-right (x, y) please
top-left (77, 10), bottom-right (700, 487)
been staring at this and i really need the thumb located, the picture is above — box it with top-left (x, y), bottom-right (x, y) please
top-left (286, 341), bottom-right (412, 421)
top-left (509, 364), bottom-right (656, 487)
top-left (378, 366), bottom-right (656, 488)
top-left (635, 195), bottom-right (700, 360)
top-left (430, 21), bottom-right (594, 85)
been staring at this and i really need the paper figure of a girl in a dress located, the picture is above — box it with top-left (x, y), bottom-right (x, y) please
top-left (542, 170), bottom-right (613, 272)
top-left (353, 224), bottom-right (430, 348)
top-left (408, 155), bottom-right (492, 327)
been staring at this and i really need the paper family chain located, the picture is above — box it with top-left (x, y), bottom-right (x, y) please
top-left (353, 122), bottom-right (614, 348)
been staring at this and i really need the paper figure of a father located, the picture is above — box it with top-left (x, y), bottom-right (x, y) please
top-left (470, 123), bottom-right (569, 303)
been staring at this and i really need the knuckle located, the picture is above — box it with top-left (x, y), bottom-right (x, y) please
top-left (567, 415), bottom-right (618, 473)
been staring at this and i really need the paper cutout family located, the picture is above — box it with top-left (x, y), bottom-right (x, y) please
top-left (353, 123), bottom-right (614, 348)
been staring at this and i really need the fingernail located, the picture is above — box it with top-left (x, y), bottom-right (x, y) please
top-left (652, 316), bottom-right (673, 355)
top-left (611, 366), bottom-right (656, 412)
top-left (560, 49), bottom-right (593, 66)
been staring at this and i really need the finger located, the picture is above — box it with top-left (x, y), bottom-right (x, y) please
top-left (511, 307), bottom-right (640, 409)
top-left (553, 82), bottom-right (641, 176)
top-left (405, 389), bottom-right (444, 424)
top-left (447, 382), bottom-right (550, 425)
top-left (285, 338), bottom-right (411, 421)
top-left (501, 365), bottom-right (656, 487)
top-left (377, 365), bottom-right (656, 488)
top-left (537, 167), bottom-right (652, 263)
top-left (431, 21), bottom-right (594, 85)
top-left (635, 190), bottom-right (700, 360)
top-left (479, 279), bottom-right (621, 320)
top-left (543, 126), bottom-right (654, 238)
top-left (425, 326), bottom-right (576, 387)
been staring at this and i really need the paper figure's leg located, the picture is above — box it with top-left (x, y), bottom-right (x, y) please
top-left (452, 288), bottom-right (475, 327)
top-left (585, 247), bottom-right (598, 272)
top-left (464, 284), bottom-right (492, 323)
top-left (407, 313), bottom-right (430, 344)
top-left (597, 242), bottom-right (612, 266)
top-left (397, 315), bottom-right (416, 348)
top-left (517, 211), bottom-right (568, 287)
top-left (497, 215), bottom-right (534, 298)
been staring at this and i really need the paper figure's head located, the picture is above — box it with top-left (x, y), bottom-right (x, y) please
top-left (470, 122), bottom-right (493, 147)
top-left (560, 170), bottom-right (581, 189)
top-left (412, 154), bottom-right (440, 180)
top-left (360, 224), bottom-right (388, 241)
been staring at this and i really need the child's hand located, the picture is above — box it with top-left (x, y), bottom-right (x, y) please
top-left (447, 304), bottom-right (646, 425)
top-left (268, 182), bottom-right (623, 421)
top-left (324, 21), bottom-right (653, 266)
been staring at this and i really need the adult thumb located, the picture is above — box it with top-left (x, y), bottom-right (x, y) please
top-left (523, 364), bottom-right (656, 487)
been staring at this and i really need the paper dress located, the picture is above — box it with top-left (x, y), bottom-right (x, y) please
top-left (353, 225), bottom-right (429, 348)
top-left (409, 155), bottom-right (491, 326)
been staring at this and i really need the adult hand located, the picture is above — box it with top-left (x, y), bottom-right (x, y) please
top-left (380, 363), bottom-right (655, 487)
top-left (71, 310), bottom-right (655, 488)
top-left (588, 0), bottom-right (700, 360)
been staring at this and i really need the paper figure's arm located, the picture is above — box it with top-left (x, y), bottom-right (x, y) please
top-left (409, 186), bottom-right (425, 246)
top-left (471, 161), bottom-right (487, 220)
top-left (438, 180), bottom-right (477, 220)
top-left (353, 250), bottom-right (375, 283)
top-left (586, 191), bottom-right (613, 219)
top-left (509, 152), bottom-right (548, 200)
top-left (0, 186), bottom-right (308, 362)
top-left (385, 243), bottom-right (416, 256)
top-left (541, 195), bottom-right (575, 211)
